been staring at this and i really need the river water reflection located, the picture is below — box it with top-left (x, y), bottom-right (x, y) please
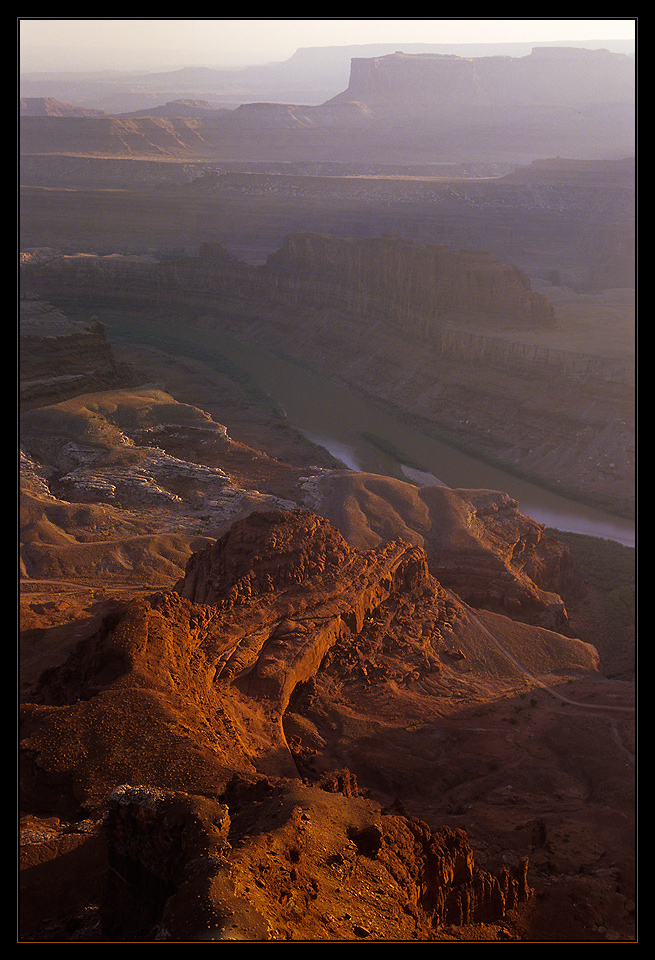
top-left (116, 320), bottom-right (635, 548)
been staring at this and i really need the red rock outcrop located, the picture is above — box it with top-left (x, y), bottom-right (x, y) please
top-left (20, 508), bottom-right (595, 818)
top-left (98, 780), bottom-right (530, 941)
top-left (307, 473), bottom-right (575, 631)
top-left (20, 510), bottom-right (439, 815)
top-left (21, 508), bottom-right (556, 940)
top-left (175, 509), bottom-right (431, 717)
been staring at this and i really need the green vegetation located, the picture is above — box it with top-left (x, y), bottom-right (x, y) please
top-left (409, 421), bottom-right (633, 520)
top-left (358, 431), bottom-right (431, 479)
top-left (105, 317), bottom-right (288, 420)
top-left (553, 529), bottom-right (635, 619)
top-left (361, 400), bottom-right (634, 520)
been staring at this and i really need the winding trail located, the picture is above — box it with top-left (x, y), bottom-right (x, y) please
top-left (448, 589), bottom-right (635, 716)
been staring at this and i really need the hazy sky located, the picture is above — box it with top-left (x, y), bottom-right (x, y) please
top-left (19, 18), bottom-right (637, 72)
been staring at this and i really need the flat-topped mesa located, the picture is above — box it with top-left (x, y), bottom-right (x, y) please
top-left (331, 47), bottom-right (635, 115)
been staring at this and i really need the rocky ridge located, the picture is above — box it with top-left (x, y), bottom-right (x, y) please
top-left (19, 389), bottom-right (573, 630)
top-left (19, 232), bottom-right (634, 514)
top-left (19, 298), bottom-right (635, 941)
top-left (19, 295), bottom-right (578, 629)
top-left (21, 232), bottom-right (556, 335)
top-left (21, 507), bottom-right (597, 940)
top-left (18, 156), bottom-right (636, 293)
top-left (19, 47), bottom-right (635, 164)
top-left (19, 42), bottom-right (636, 943)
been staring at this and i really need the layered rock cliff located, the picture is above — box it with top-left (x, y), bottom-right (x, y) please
top-left (20, 234), bottom-right (634, 513)
top-left (20, 233), bottom-right (555, 348)
top-left (22, 508), bottom-right (555, 939)
top-left (19, 291), bottom-right (135, 409)
top-left (19, 156), bottom-right (635, 293)
top-left (331, 47), bottom-right (635, 115)
top-left (265, 233), bottom-right (556, 333)
top-left (18, 302), bottom-right (635, 940)
top-left (19, 48), bottom-right (635, 164)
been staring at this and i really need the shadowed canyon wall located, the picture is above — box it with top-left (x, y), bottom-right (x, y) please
top-left (21, 233), bottom-right (555, 346)
top-left (20, 232), bottom-right (634, 514)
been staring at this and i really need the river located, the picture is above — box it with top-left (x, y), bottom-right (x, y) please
top-left (110, 318), bottom-right (635, 548)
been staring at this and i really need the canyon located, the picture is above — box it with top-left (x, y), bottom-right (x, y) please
top-left (20, 223), bottom-right (634, 518)
top-left (20, 46), bottom-right (635, 164)
top-left (19, 41), bottom-right (635, 942)
top-left (18, 291), bottom-right (636, 942)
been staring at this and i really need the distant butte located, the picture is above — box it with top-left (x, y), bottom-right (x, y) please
top-left (19, 47), bottom-right (635, 163)
top-left (19, 42), bottom-right (635, 942)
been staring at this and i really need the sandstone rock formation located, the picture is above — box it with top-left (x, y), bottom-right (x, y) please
top-left (19, 291), bottom-right (134, 409)
top-left (18, 382), bottom-right (305, 589)
top-left (18, 303), bottom-right (635, 941)
top-left (20, 232), bottom-right (556, 337)
top-left (99, 781), bottom-right (530, 941)
top-left (19, 47), bottom-right (635, 164)
top-left (19, 232), bottom-right (634, 515)
top-left (23, 507), bottom-right (601, 940)
top-left (18, 298), bottom-right (577, 635)
top-left (303, 472), bottom-right (574, 631)
top-left (175, 510), bottom-right (433, 724)
top-left (329, 47), bottom-right (635, 117)
top-left (18, 39), bottom-right (636, 938)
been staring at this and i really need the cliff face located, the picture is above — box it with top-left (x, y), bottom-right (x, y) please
top-left (19, 508), bottom-right (543, 939)
top-left (265, 234), bottom-right (555, 334)
top-left (19, 234), bottom-right (634, 511)
top-left (99, 781), bottom-right (530, 941)
top-left (19, 48), bottom-right (634, 165)
top-left (24, 507), bottom-right (606, 939)
top-left (19, 506), bottom-right (595, 820)
top-left (19, 292), bottom-right (135, 409)
top-left (18, 296), bottom-right (635, 941)
top-left (21, 232), bottom-right (556, 346)
top-left (334, 48), bottom-right (635, 114)
top-left (19, 156), bottom-right (635, 293)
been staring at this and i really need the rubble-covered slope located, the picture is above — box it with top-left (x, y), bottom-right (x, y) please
top-left (22, 507), bottom-right (599, 940)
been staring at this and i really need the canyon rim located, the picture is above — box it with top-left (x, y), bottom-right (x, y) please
top-left (19, 21), bottom-right (636, 942)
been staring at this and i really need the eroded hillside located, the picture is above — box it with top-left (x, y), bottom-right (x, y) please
top-left (19, 43), bottom-right (635, 942)
top-left (19, 298), bottom-right (635, 942)
top-left (20, 229), bottom-right (635, 517)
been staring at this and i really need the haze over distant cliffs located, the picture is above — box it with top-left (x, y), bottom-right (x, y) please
top-left (20, 46), bottom-right (634, 164)
top-left (19, 37), bottom-right (636, 943)
top-left (21, 233), bottom-right (555, 332)
top-left (21, 228), bottom-right (635, 515)
top-left (19, 37), bottom-right (635, 113)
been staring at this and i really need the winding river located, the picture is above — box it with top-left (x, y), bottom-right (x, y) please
top-left (110, 319), bottom-right (635, 548)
